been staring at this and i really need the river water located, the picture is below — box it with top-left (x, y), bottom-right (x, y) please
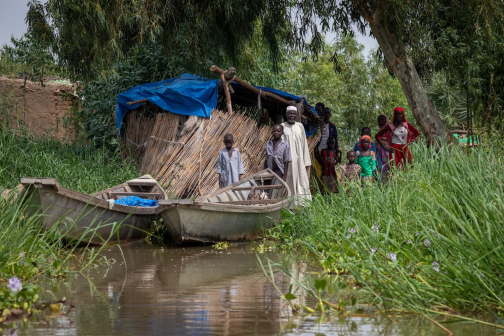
top-left (4, 243), bottom-right (496, 335)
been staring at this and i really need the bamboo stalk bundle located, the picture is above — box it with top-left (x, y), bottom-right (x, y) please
top-left (123, 108), bottom-right (322, 198)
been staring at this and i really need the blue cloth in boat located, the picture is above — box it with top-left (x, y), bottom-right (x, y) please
top-left (114, 196), bottom-right (158, 207)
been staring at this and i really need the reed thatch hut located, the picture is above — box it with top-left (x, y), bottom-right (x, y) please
top-left (116, 66), bottom-right (322, 198)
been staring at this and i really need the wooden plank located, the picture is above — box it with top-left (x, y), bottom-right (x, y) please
top-left (225, 191), bottom-right (238, 201)
top-left (158, 199), bottom-right (193, 205)
top-left (238, 181), bottom-right (252, 200)
top-left (231, 185), bottom-right (282, 191)
top-left (110, 192), bottom-right (163, 197)
top-left (20, 178), bottom-right (59, 191)
top-left (216, 199), bottom-right (285, 205)
top-left (217, 192), bottom-right (229, 202)
top-left (127, 180), bottom-right (158, 186)
top-left (254, 176), bottom-right (274, 181)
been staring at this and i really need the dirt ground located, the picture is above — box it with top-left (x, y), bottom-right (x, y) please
top-left (0, 76), bottom-right (78, 141)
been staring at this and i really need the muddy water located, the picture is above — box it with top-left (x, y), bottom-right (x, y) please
top-left (8, 244), bottom-right (496, 336)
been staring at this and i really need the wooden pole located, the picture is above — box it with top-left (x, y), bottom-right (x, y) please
top-left (221, 73), bottom-right (233, 113)
top-left (211, 65), bottom-right (322, 123)
top-left (211, 65), bottom-right (292, 106)
top-left (127, 98), bottom-right (147, 106)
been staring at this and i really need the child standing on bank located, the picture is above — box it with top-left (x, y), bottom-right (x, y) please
top-left (316, 136), bottom-right (339, 194)
top-left (340, 151), bottom-right (361, 184)
top-left (216, 133), bottom-right (244, 188)
top-left (356, 135), bottom-right (377, 182)
top-left (263, 124), bottom-right (291, 180)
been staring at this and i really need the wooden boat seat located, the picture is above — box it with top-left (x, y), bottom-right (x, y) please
top-left (110, 191), bottom-right (164, 199)
top-left (158, 199), bottom-right (194, 205)
top-left (231, 185), bottom-right (282, 191)
top-left (254, 176), bottom-right (274, 181)
top-left (216, 199), bottom-right (284, 205)
top-left (127, 180), bottom-right (158, 186)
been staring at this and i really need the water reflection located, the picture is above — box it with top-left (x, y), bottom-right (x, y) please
top-left (7, 244), bottom-right (497, 336)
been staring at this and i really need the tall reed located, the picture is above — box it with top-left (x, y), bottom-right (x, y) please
top-left (0, 127), bottom-right (139, 193)
top-left (270, 142), bottom-right (504, 314)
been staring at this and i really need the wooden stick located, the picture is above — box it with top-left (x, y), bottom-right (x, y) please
top-left (231, 185), bottom-right (282, 191)
top-left (127, 99), bottom-right (147, 105)
top-left (216, 199), bottom-right (284, 205)
top-left (221, 73), bottom-right (233, 113)
top-left (211, 65), bottom-right (292, 106)
top-left (211, 65), bottom-right (322, 123)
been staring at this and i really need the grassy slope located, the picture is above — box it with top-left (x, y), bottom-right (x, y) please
top-left (0, 129), bottom-right (139, 193)
top-left (270, 142), bottom-right (504, 314)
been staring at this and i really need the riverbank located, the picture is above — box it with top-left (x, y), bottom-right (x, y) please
top-left (268, 142), bottom-right (504, 319)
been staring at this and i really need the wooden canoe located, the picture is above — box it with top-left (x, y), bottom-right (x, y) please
top-left (159, 169), bottom-right (291, 243)
top-left (21, 175), bottom-right (168, 245)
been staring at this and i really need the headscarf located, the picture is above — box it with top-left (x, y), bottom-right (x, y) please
top-left (393, 107), bottom-right (406, 123)
top-left (377, 113), bottom-right (390, 127)
top-left (359, 135), bottom-right (371, 149)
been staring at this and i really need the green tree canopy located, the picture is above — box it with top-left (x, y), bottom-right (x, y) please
top-left (25, 0), bottom-right (504, 139)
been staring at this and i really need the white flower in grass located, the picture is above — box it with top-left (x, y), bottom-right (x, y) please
top-left (8, 276), bottom-right (22, 292)
top-left (432, 261), bottom-right (439, 272)
top-left (348, 227), bottom-right (356, 234)
top-left (389, 253), bottom-right (397, 262)
top-left (347, 234), bottom-right (352, 239)
top-left (371, 223), bottom-right (379, 233)
top-left (424, 239), bottom-right (430, 247)
top-left (371, 247), bottom-right (377, 254)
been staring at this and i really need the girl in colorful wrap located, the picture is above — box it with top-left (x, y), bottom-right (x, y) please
top-left (355, 135), bottom-right (377, 182)
top-left (375, 107), bottom-right (419, 168)
top-left (375, 114), bottom-right (391, 179)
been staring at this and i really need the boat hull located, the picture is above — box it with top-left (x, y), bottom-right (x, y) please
top-left (161, 203), bottom-right (283, 243)
top-left (26, 187), bottom-right (158, 245)
top-left (21, 175), bottom-right (167, 245)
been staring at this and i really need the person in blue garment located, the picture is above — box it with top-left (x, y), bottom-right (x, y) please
top-left (353, 127), bottom-right (382, 173)
top-left (216, 134), bottom-right (244, 188)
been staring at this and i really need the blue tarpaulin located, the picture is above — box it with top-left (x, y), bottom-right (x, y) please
top-left (114, 196), bottom-right (158, 207)
top-left (115, 73), bottom-right (318, 135)
top-left (116, 74), bottom-right (219, 129)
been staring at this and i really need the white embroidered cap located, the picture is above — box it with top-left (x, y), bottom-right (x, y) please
top-left (286, 106), bottom-right (297, 112)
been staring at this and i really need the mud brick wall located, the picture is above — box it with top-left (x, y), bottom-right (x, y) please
top-left (0, 77), bottom-right (78, 141)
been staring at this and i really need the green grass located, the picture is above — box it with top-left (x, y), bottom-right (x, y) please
top-left (268, 141), bottom-right (504, 316)
top-left (0, 128), bottom-right (139, 194)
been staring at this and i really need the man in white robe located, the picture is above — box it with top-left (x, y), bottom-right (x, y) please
top-left (281, 106), bottom-right (312, 203)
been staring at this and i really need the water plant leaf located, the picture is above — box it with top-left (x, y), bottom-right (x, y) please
top-left (284, 293), bottom-right (296, 301)
top-left (315, 279), bottom-right (327, 291)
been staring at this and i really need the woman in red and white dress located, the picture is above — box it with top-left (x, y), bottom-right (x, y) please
top-left (375, 107), bottom-right (419, 168)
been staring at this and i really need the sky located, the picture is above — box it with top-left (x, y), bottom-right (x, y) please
top-left (0, 0), bottom-right (379, 57)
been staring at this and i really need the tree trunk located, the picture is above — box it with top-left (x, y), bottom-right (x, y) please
top-left (366, 6), bottom-right (447, 145)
